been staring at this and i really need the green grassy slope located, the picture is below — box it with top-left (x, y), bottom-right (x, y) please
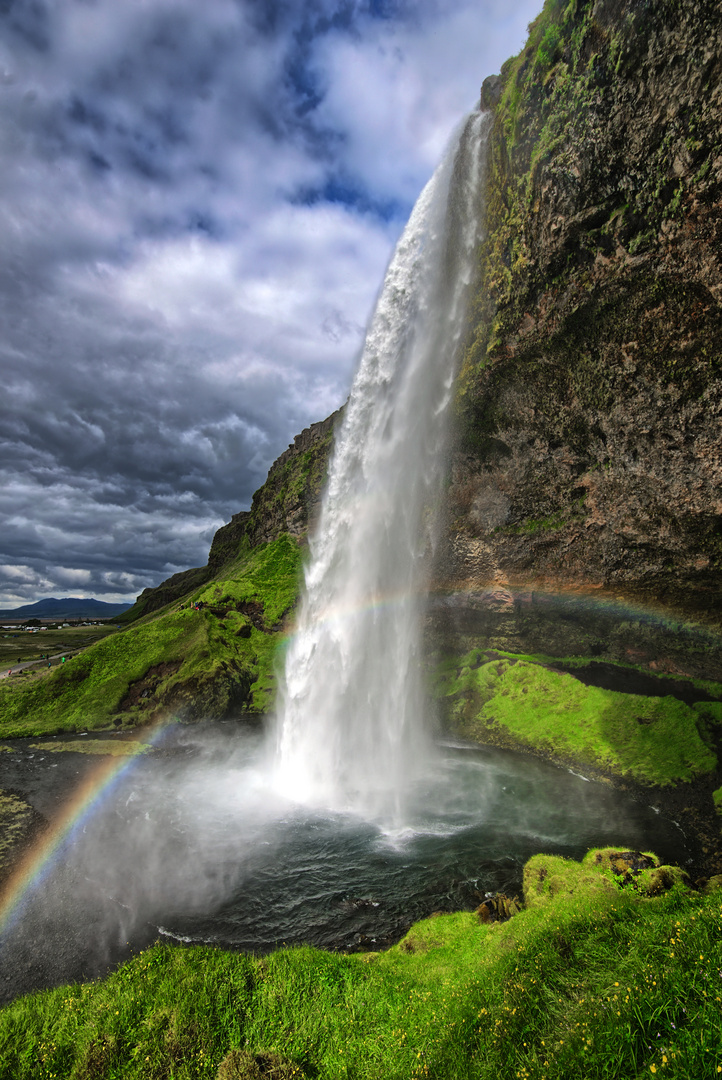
top-left (0, 536), bottom-right (303, 738)
top-left (2, 848), bottom-right (721, 1079)
top-left (430, 649), bottom-right (719, 786)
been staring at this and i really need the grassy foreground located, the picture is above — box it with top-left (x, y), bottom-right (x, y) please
top-left (1, 849), bottom-right (721, 1079)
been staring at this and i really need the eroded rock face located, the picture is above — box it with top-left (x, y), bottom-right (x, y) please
top-left (127, 410), bottom-right (342, 621)
top-left (244, 408), bottom-right (342, 546)
top-left (446, 0), bottom-right (722, 619)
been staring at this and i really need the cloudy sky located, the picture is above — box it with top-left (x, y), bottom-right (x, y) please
top-left (0, 0), bottom-right (540, 608)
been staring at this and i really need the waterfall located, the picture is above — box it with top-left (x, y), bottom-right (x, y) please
top-left (273, 109), bottom-right (490, 822)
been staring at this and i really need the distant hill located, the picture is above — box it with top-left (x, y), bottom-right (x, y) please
top-left (0, 597), bottom-right (132, 620)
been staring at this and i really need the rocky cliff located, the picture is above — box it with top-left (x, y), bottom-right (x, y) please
top-left (443, 0), bottom-right (722, 620)
top-left (125, 409), bottom-right (341, 622)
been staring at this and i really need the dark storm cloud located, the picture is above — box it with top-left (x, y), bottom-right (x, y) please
top-left (0, 0), bottom-right (539, 606)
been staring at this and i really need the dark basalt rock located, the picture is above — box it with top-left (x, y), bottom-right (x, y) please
top-left (480, 74), bottom-right (502, 110)
top-left (445, 0), bottom-right (722, 621)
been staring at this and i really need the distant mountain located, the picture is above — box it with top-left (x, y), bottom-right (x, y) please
top-left (0, 597), bottom-right (132, 620)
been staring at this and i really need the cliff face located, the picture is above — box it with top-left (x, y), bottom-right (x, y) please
top-left (126, 410), bottom-right (341, 621)
top-left (444, 0), bottom-right (722, 618)
top-left (244, 408), bottom-right (342, 547)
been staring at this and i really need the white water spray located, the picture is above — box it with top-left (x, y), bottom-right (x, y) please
top-left (274, 110), bottom-right (490, 821)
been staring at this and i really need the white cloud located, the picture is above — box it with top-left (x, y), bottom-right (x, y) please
top-left (312, 0), bottom-right (535, 202)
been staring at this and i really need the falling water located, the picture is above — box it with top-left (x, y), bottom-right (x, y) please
top-left (274, 110), bottom-right (491, 821)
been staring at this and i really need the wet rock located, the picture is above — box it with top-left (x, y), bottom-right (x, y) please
top-left (354, 933), bottom-right (375, 949)
top-left (476, 892), bottom-right (520, 922)
top-left (0, 789), bottom-right (45, 883)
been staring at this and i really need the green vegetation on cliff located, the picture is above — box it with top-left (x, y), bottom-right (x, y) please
top-left (0, 536), bottom-right (303, 738)
top-left (431, 649), bottom-right (717, 786)
top-left (462, 0), bottom-right (722, 372)
top-left (2, 848), bottom-right (721, 1078)
top-left (445, 0), bottom-right (722, 602)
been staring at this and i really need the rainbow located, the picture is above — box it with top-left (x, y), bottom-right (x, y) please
top-left (0, 719), bottom-right (170, 938)
top-left (1, 586), bottom-right (710, 939)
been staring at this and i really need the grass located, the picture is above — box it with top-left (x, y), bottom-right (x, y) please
top-left (0, 791), bottom-right (36, 876)
top-left (28, 740), bottom-right (153, 758)
top-left (430, 650), bottom-right (717, 785)
top-left (490, 652), bottom-right (722, 703)
top-left (0, 536), bottom-right (304, 738)
top-left (1, 849), bottom-right (721, 1078)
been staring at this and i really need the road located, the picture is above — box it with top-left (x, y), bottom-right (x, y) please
top-left (0, 651), bottom-right (79, 679)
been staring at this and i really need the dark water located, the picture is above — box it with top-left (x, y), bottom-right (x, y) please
top-left (0, 723), bottom-right (689, 1003)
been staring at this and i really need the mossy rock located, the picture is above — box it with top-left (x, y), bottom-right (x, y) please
top-left (582, 847), bottom-right (660, 877)
top-left (217, 1049), bottom-right (304, 1080)
top-left (636, 865), bottom-right (691, 897)
top-left (701, 874), bottom-right (722, 894)
top-left (579, 849), bottom-right (689, 895)
top-left (476, 893), bottom-right (521, 923)
top-left (523, 853), bottom-right (615, 908)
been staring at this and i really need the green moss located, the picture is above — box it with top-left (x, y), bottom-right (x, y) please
top-left (431, 650), bottom-right (716, 785)
top-left (694, 700), bottom-right (722, 727)
top-left (29, 739), bottom-right (152, 757)
top-left (0, 790), bottom-right (36, 872)
top-left (490, 652), bottom-right (722, 703)
top-left (196, 533), bottom-right (302, 627)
